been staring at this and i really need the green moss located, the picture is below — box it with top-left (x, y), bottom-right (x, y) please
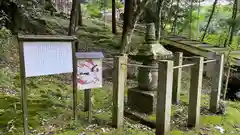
top-left (92, 88), bottom-right (112, 109)
top-left (224, 106), bottom-right (240, 124)
top-left (170, 129), bottom-right (184, 135)
top-left (95, 111), bottom-right (112, 125)
top-left (200, 115), bottom-right (223, 125)
top-left (146, 114), bottom-right (156, 121)
top-left (95, 112), bottom-right (111, 121)
top-left (179, 94), bottom-right (210, 107)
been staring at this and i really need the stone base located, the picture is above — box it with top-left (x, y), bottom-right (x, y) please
top-left (127, 88), bottom-right (157, 114)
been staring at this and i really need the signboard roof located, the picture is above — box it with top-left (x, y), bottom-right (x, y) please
top-left (76, 52), bottom-right (104, 59)
top-left (18, 34), bottom-right (77, 41)
top-left (76, 0), bottom-right (89, 3)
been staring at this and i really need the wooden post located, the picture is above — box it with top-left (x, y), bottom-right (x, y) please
top-left (206, 52), bottom-right (216, 78)
top-left (112, 54), bottom-right (128, 128)
top-left (73, 40), bottom-right (79, 122)
top-left (72, 42), bottom-right (77, 121)
top-left (18, 41), bottom-right (28, 135)
top-left (172, 52), bottom-right (183, 104)
top-left (210, 54), bottom-right (224, 113)
top-left (84, 89), bottom-right (92, 123)
top-left (156, 60), bottom-right (174, 135)
top-left (188, 57), bottom-right (204, 127)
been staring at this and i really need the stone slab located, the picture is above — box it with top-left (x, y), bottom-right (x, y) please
top-left (127, 88), bottom-right (157, 114)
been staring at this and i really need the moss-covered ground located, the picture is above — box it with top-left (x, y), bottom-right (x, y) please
top-left (0, 15), bottom-right (240, 135)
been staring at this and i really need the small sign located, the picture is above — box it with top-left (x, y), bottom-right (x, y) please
top-left (23, 42), bottom-right (73, 77)
top-left (76, 52), bottom-right (104, 90)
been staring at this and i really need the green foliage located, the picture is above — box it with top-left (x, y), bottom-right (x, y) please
top-left (0, 27), bottom-right (11, 39)
top-left (85, 0), bottom-right (123, 19)
top-left (0, 27), bottom-right (12, 64)
top-left (171, 4), bottom-right (237, 41)
top-left (86, 4), bottom-right (103, 18)
top-left (116, 1), bottom-right (124, 9)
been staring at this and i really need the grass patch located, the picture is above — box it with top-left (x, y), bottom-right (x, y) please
top-left (144, 95), bottom-right (240, 135)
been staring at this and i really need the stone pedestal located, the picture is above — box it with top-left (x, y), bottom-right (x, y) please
top-left (127, 88), bottom-right (157, 114)
top-left (138, 61), bottom-right (158, 91)
top-left (127, 23), bottom-right (172, 115)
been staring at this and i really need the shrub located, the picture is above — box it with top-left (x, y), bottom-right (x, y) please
top-left (0, 27), bottom-right (12, 64)
top-left (86, 4), bottom-right (102, 18)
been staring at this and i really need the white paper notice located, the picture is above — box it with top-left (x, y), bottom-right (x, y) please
top-left (77, 59), bottom-right (102, 90)
top-left (23, 42), bottom-right (73, 77)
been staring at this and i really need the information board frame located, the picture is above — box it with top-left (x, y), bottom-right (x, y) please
top-left (18, 35), bottom-right (78, 135)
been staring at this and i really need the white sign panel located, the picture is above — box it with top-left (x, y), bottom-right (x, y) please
top-left (23, 42), bottom-right (73, 77)
top-left (77, 59), bottom-right (102, 90)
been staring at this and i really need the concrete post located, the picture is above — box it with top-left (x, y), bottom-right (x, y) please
top-left (156, 60), bottom-right (174, 135)
top-left (188, 57), bottom-right (204, 127)
top-left (210, 54), bottom-right (224, 113)
top-left (206, 52), bottom-right (216, 78)
top-left (112, 54), bottom-right (128, 128)
top-left (172, 52), bottom-right (183, 104)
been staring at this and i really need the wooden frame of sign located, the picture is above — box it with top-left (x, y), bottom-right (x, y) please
top-left (18, 35), bottom-right (77, 135)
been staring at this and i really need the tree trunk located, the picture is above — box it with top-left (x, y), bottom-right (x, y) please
top-left (164, 0), bottom-right (174, 30)
top-left (188, 0), bottom-right (194, 39)
top-left (224, 0), bottom-right (237, 47)
top-left (68, 0), bottom-right (77, 35)
top-left (55, 0), bottom-right (59, 11)
top-left (171, 0), bottom-right (180, 34)
top-left (78, 3), bottom-right (83, 26)
top-left (228, 0), bottom-right (238, 46)
top-left (75, 4), bottom-right (79, 28)
top-left (112, 0), bottom-right (117, 34)
top-left (223, 67), bottom-right (231, 100)
top-left (120, 0), bottom-right (150, 53)
top-left (197, 0), bottom-right (201, 38)
top-left (201, 0), bottom-right (218, 41)
top-left (120, 0), bottom-right (133, 53)
top-left (155, 0), bottom-right (164, 41)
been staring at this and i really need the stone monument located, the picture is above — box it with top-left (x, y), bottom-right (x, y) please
top-left (128, 23), bottom-right (173, 114)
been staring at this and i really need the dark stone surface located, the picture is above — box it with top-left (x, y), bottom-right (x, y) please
top-left (235, 92), bottom-right (240, 100)
top-left (127, 88), bottom-right (157, 114)
top-left (124, 110), bottom-right (155, 128)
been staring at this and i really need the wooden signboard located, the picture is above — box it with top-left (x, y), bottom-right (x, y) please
top-left (76, 52), bottom-right (104, 90)
top-left (18, 35), bottom-right (77, 135)
top-left (76, 52), bottom-right (104, 123)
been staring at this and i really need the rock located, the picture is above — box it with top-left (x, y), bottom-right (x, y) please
top-left (55, 12), bottom-right (69, 19)
top-left (224, 67), bottom-right (240, 101)
top-left (215, 126), bottom-right (225, 134)
top-left (235, 91), bottom-right (240, 100)
top-left (216, 100), bottom-right (227, 115)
